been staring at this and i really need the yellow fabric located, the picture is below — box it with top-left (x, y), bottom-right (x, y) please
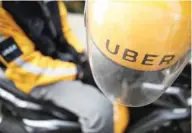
top-left (58, 1), bottom-right (85, 54)
top-left (114, 102), bottom-right (129, 133)
top-left (0, 7), bottom-right (77, 93)
top-left (88, 1), bottom-right (191, 71)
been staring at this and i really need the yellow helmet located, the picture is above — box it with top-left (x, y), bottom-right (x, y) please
top-left (85, 0), bottom-right (191, 106)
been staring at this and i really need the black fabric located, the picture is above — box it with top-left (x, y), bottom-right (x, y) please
top-left (0, 37), bottom-right (22, 63)
top-left (46, 1), bottom-right (81, 60)
top-left (2, 1), bottom-right (56, 56)
top-left (2, 1), bottom-right (79, 60)
top-left (46, 1), bottom-right (71, 53)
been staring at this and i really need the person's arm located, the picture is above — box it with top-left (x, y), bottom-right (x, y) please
top-left (0, 7), bottom-right (78, 94)
top-left (58, 1), bottom-right (85, 54)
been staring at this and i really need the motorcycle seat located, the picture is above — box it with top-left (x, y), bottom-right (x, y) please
top-left (0, 77), bottom-right (79, 122)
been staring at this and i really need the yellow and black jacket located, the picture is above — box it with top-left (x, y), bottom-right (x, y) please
top-left (0, 2), bottom-right (130, 132)
top-left (0, 1), bottom-right (85, 93)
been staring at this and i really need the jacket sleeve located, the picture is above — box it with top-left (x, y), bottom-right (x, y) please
top-left (0, 7), bottom-right (78, 94)
top-left (58, 1), bottom-right (85, 54)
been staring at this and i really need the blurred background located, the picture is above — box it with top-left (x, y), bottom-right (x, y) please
top-left (64, 1), bottom-right (87, 49)
top-left (64, 1), bottom-right (85, 14)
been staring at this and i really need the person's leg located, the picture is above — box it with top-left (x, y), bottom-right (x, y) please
top-left (30, 81), bottom-right (113, 133)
